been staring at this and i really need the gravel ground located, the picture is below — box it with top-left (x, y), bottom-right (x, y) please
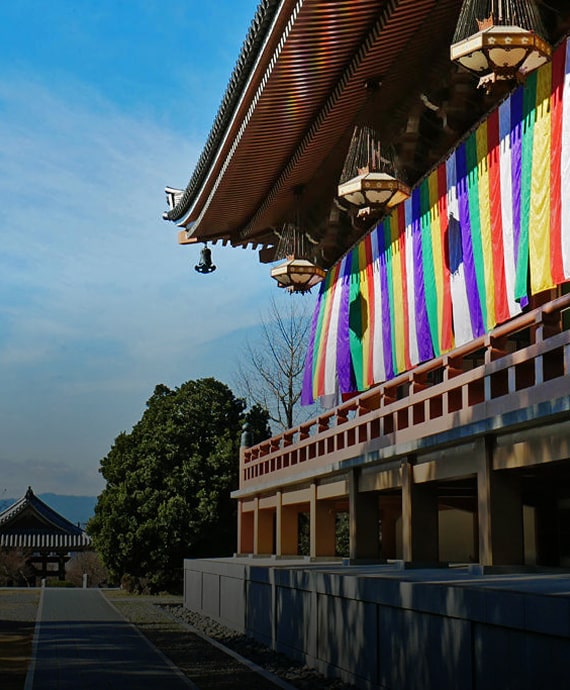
top-left (160, 603), bottom-right (357, 690)
top-left (106, 592), bottom-right (282, 690)
top-left (106, 593), bottom-right (356, 690)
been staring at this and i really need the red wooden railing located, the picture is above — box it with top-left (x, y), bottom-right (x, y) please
top-left (240, 294), bottom-right (570, 490)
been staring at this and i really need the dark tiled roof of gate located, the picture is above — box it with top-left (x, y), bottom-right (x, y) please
top-left (0, 487), bottom-right (91, 549)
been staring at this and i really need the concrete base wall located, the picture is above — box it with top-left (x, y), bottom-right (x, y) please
top-left (184, 557), bottom-right (570, 689)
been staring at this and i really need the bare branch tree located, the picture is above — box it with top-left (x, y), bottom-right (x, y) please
top-left (66, 551), bottom-right (109, 588)
top-left (235, 296), bottom-right (315, 431)
top-left (0, 548), bottom-right (33, 586)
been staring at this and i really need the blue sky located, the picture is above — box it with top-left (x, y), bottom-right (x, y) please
top-left (0, 1), bottom-right (315, 498)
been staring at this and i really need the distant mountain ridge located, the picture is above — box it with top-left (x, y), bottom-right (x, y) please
top-left (1, 493), bottom-right (97, 528)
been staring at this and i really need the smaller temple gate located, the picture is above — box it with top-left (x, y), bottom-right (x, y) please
top-left (0, 487), bottom-right (92, 584)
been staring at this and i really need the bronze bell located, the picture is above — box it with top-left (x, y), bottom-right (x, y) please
top-left (194, 243), bottom-right (216, 273)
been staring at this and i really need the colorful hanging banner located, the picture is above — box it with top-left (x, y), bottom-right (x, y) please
top-left (302, 37), bottom-right (570, 404)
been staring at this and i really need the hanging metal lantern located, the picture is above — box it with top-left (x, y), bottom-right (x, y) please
top-left (270, 193), bottom-right (326, 294)
top-left (194, 243), bottom-right (216, 273)
top-left (270, 256), bottom-right (327, 294)
top-left (337, 126), bottom-right (410, 221)
top-left (450, 0), bottom-right (551, 91)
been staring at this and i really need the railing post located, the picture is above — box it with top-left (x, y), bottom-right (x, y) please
top-left (508, 365), bottom-right (516, 394)
top-left (534, 311), bottom-right (545, 385)
top-left (318, 414), bottom-right (331, 433)
top-left (442, 357), bottom-right (450, 416)
top-left (462, 378), bottom-right (469, 410)
top-left (238, 294), bottom-right (570, 492)
top-left (484, 374), bottom-right (491, 402)
top-left (535, 355), bottom-right (544, 386)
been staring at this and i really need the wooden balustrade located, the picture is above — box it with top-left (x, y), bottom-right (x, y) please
top-left (240, 294), bottom-right (570, 489)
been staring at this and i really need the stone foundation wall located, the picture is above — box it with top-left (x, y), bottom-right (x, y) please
top-left (184, 557), bottom-right (570, 689)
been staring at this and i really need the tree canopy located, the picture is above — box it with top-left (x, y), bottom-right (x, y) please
top-left (88, 378), bottom-right (269, 592)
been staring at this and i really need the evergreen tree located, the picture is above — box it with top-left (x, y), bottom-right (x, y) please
top-left (88, 378), bottom-right (267, 592)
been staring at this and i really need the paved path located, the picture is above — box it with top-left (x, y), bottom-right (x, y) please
top-left (25, 588), bottom-right (197, 689)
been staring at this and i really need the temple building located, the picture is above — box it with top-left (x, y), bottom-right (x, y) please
top-left (0, 487), bottom-right (91, 584)
top-left (163, 2), bottom-right (570, 687)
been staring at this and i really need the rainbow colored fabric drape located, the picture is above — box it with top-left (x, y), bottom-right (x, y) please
top-left (302, 38), bottom-right (570, 405)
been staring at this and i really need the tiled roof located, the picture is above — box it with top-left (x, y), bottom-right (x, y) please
top-left (0, 532), bottom-right (91, 549)
top-left (163, 0), bottom-right (467, 254)
top-left (0, 487), bottom-right (91, 550)
top-left (163, 0), bottom-right (281, 224)
top-left (162, 0), bottom-right (568, 267)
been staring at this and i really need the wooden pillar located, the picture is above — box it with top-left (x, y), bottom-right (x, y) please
top-left (254, 498), bottom-right (274, 555)
top-left (275, 491), bottom-right (284, 555)
top-left (401, 459), bottom-right (439, 563)
top-left (379, 496), bottom-right (401, 559)
top-left (276, 492), bottom-right (299, 556)
top-left (477, 438), bottom-right (524, 566)
top-left (472, 509), bottom-right (480, 563)
top-left (535, 485), bottom-right (560, 566)
top-left (238, 502), bottom-right (254, 554)
top-left (237, 436), bottom-right (253, 554)
top-left (309, 483), bottom-right (336, 558)
top-left (349, 469), bottom-right (380, 560)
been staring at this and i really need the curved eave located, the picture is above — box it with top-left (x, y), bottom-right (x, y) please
top-left (163, 0), bottom-right (283, 225)
top-left (0, 491), bottom-right (86, 536)
top-left (165, 0), bottom-right (464, 249)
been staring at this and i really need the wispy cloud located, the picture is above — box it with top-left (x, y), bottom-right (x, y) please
top-left (0, 74), bottom-right (284, 494)
top-left (0, 457), bottom-right (105, 499)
